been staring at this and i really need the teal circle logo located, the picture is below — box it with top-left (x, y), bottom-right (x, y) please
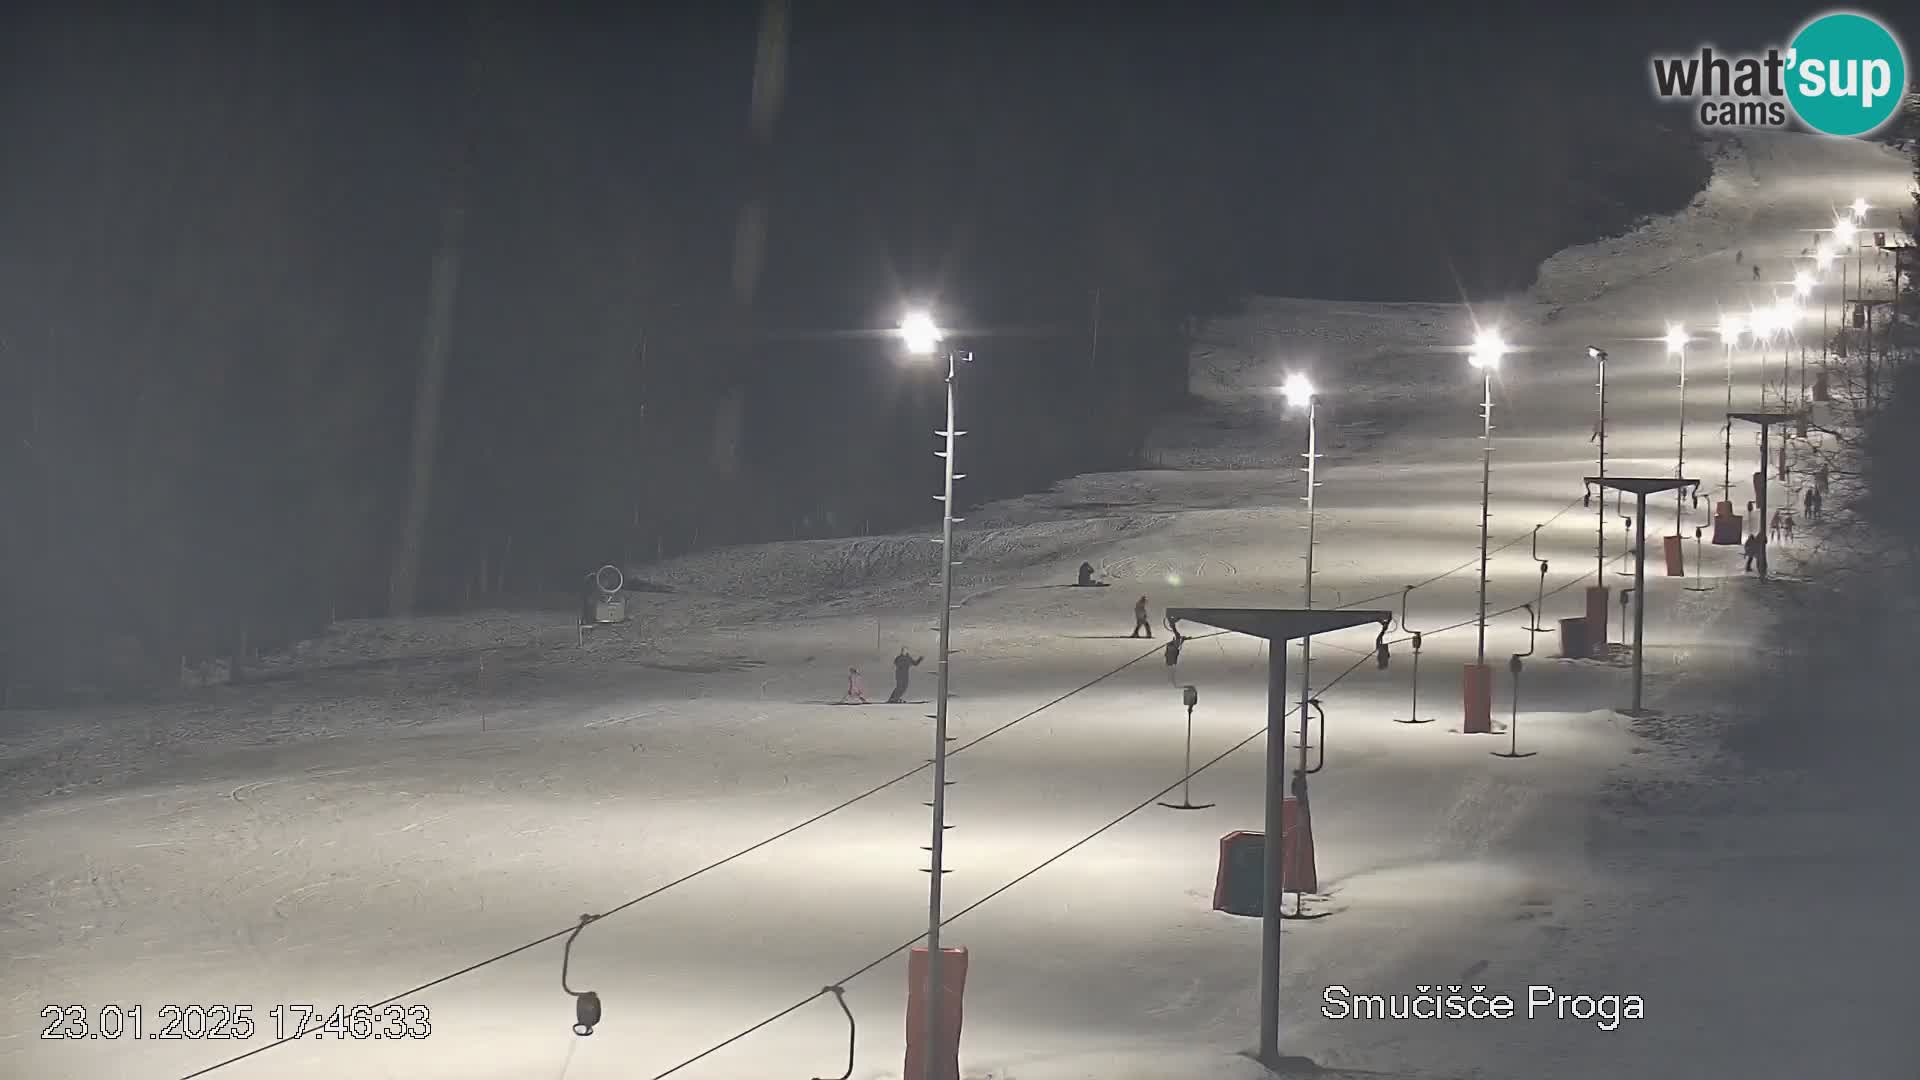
top-left (1785, 12), bottom-right (1907, 137)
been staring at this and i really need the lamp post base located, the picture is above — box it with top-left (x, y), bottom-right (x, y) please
top-left (1584, 587), bottom-right (1610, 657)
top-left (1461, 664), bottom-right (1493, 734)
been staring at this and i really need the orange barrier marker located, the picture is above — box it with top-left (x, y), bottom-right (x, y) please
top-left (905, 947), bottom-right (968, 1080)
top-left (1461, 663), bottom-right (1492, 734)
top-left (1662, 534), bottom-right (1685, 577)
top-left (1585, 585), bottom-right (1610, 655)
top-left (1211, 811), bottom-right (1315, 915)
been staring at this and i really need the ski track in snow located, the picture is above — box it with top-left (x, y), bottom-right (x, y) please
top-left (2, 131), bottom-right (1915, 1080)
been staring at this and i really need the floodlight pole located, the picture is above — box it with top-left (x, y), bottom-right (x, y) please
top-left (1674, 341), bottom-right (1687, 534)
top-left (1297, 395), bottom-right (1318, 772)
top-left (1721, 339), bottom-right (1734, 504)
top-left (1476, 366), bottom-right (1493, 666)
top-left (923, 346), bottom-right (970, 1080)
top-left (1592, 347), bottom-right (1608, 583)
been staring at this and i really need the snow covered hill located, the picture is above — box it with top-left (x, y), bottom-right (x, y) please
top-left (2, 131), bottom-right (1914, 1080)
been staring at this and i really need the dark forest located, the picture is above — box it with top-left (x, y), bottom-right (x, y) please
top-left (0, 3), bottom-right (1728, 697)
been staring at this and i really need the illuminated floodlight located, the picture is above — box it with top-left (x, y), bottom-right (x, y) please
top-left (1663, 323), bottom-right (1689, 355)
top-left (1467, 327), bottom-right (1508, 370)
top-left (899, 311), bottom-right (944, 355)
top-left (1280, 372), bottom-right (1316, 409)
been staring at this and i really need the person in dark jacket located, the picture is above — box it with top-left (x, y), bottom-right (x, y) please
top-left (1077, 561), bottom-right (1096, 587)
top-left (1743, 532), bottom-right (1764, 573)
top-left (1130, 596), bottom-right (1153, 638)
top-left (887, 647), bottom-right (923, 703)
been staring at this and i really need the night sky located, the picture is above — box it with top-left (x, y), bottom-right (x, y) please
top-left (0, 0), bottom-right (1896, 683)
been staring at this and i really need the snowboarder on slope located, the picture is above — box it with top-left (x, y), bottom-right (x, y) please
top-left (1753, 263), bottom-right (1762, 280)
top-left (887, 647), bottom-right (923, 703)
top-left (1163, 617), bottom-right (1186, 684)
top-left (1131, 596), bottom-right (1154, 638)
top-left (1743, 532), bottom-right (1764, 573)
top-left (1077, 561), bottom-right (1097, 587)
top-left (844, 667), bottom-right (870, 705)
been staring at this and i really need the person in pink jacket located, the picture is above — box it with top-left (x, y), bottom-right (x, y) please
top-left (844, 667), bottom-right (870, 704)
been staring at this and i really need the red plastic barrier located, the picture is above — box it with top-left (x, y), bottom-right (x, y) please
top-left (1211, 811), bottom-right (1315, 914)
top-left (1585, 586), bottom-right (1610, 654)
top-left (1461, 663), bottom-right (1492, 734)
top-left (905, 947), bottom-right (968, 1080)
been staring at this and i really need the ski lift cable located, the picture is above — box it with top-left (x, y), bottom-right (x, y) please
top-left (653, 563), bottom-right (1616, 1075)
top-left (1334, 493), bottom-right (1587, 612)
top-left (187, 498), bottom-right (1598, 1080)
top-left (644, 720), bottom-right (1272, 1080)
top-left (175, 631), bottom-right (1223, 1080)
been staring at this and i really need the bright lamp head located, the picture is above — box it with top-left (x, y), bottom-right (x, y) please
top-left (898, 311), bottom-right (942, 355)
top-left (1280, 372), bottom-right (1316, 408)
top-left (1718, 315), bottom-right (1744, 343)
top-left (1792, 270), bottom-right (1813, 296)
top-left (1851, 197), bottom-right (1868, 219)
top-left (1467, 327), bottom-right (1507, 370)
top-left (1834, 218), bottom-right (1858, 244)
top-left (1663, 323), bottom-right (1689, 355)
top-left (1815, 247), bottom-right (1835, 271)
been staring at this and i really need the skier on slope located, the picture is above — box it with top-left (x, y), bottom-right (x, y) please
top-left (1743, 531), bottom-right (1764, 573)
top-left (887, 646), bottom-right (923, 703)
top-left (844, 667), bottom-right (870, 705)
top-left (1130, 595), bottom-right (1154, 638)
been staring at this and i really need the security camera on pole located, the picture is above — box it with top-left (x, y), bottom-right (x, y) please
top-left (1462, 326), bottom-right (1508, 735)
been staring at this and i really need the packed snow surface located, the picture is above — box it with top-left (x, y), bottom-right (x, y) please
top-left (2, 131), bottom-right (1914, 1080)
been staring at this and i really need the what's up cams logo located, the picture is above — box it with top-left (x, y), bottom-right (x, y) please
top-left (1650, 10), bottom-right (1908, 136)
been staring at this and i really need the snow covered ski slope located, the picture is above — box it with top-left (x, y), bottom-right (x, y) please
top-left (2, 131), bottom-right (1913, 1080)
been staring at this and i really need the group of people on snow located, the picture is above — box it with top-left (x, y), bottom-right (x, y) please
top-left (838, 588), bottom-right (1191, 704)
top-left (1742, 487), bottom-right (1825, 571)
top-left (843, 646), bottom-right (924, 705)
